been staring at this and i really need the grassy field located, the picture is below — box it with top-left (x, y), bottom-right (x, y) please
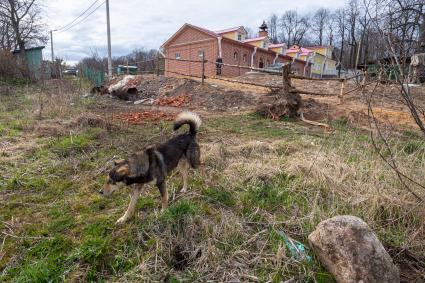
top-left (0, 81), bottom-right (424, 282)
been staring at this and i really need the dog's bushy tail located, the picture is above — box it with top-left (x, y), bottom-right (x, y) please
top-left (173, 111), bottom-right (201, 136)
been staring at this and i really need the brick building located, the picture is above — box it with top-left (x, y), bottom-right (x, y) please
top-left (161, 22), bottom-right (310, 78)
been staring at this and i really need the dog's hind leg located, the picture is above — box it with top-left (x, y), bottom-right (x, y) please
top-left (180, 160), bottom-right (190, 193)
top-left (116, 184), bottom-right (142, 225)
top-left (186, 141), bottom-right (201, 169)
top-left (157, 181), bottom-right (168, 211)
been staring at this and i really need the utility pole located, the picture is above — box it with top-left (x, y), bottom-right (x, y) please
top-left (106, 0), bottom-right (112, 77)
top-left (50, 30), bottom-right (55, 62)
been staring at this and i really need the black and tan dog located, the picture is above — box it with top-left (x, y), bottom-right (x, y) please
top-left (99, 112), bottom-right (201, 224)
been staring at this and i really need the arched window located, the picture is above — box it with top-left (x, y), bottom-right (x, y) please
top-left (234, 52), bottom-right (238, 61)
top-left (243, 54), bottom-right (247, 62)
top-left (259, 58), bottom-right (264, 68)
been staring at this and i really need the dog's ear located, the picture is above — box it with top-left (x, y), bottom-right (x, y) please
top-left (116, 164), bottom-right (129, 175)
top-left (114, 159), bottom-right (126, 166)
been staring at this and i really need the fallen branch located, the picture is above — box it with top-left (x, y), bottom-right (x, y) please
top-left (300, 112), bottom-right (330, 129)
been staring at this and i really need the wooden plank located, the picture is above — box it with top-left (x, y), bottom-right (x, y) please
top-left (291, 88), bottom-right (338, 96)
top-left (207, 76), bottom-right (281, 89)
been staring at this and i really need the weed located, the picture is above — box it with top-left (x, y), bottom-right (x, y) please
top-left (201, 186), bottom-right (235, 207)
top-left (160, 200), bottom-right (200, 232)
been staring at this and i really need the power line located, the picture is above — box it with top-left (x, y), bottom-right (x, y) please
top-left (58, 1), bottom-right (105, 33)
top-left (55, 0), bottom-right (100, 31)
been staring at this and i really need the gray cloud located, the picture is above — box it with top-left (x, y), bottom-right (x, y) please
top-left (43, 0), bottom-right (346, 65)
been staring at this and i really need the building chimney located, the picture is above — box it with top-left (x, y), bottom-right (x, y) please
top-left (259, 20), bottom-right (268, 37)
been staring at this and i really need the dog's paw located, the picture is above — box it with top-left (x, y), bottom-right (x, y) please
top-left (115, 216), bottom-right (128, 225)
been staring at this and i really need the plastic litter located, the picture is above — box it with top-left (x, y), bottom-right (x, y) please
top-left (277, 230), bottom-right (312, 262)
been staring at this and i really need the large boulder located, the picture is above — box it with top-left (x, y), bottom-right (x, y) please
top-left (308, 215), bottom-right (399, 283)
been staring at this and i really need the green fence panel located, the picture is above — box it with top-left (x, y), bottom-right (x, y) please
top-left (82, 67), bottom-right (105, 87)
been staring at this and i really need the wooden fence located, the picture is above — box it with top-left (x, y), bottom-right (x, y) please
top-left (113, 55), bottom-right (367, 104)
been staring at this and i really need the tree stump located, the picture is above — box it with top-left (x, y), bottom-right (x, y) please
top-left (256, 64), bottom-right (301, 119)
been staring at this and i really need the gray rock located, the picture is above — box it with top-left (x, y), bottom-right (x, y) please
top-left (308, 215), bottom-right (399, 283)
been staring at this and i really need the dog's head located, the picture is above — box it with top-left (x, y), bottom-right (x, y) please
top-left (99, 159), bottom-right (130, 196)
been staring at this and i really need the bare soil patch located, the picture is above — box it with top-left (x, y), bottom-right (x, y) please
top-left (104, 75), bottom-right (256, 112)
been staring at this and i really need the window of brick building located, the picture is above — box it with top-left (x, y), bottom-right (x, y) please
top-left (198, 50), bottom-right (205, 59)
top-left (175, 53), bottom-right (181, 60)
top-left (234, 52), bottom-right (238, 61)
top-left (237, 34), bottom-right (242, 41)
top-left (243, 54), bottom-right (247, 62)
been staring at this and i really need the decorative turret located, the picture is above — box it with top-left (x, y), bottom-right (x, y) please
top-left (259, 20), bottom-right (268, 37)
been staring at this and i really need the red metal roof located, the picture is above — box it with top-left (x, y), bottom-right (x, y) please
top-left (243, 36), bottom-right (267, 43)
top-left (286, 46), bottom-right (314, 56)
top-left (269, 43), bottom-right (286, 48)
top-left (215, 26), bottom-right (245, 34)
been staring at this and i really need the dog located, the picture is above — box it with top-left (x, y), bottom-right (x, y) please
top-left (99, 111), bottom-right (201, 224)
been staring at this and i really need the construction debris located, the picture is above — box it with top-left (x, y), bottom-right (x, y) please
top-left (104, 75), bottom-right (255, 111)
top-left (155, 94), bottom-right (190, 107)
top-left (108, 75), bottom-right (142, 100)
top-left (113, 111), bottom-right (175, 125)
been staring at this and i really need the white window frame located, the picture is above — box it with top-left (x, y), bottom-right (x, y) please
top-left (175, 53), bottom-right (181, 60)
top-left (237, 34), bottom-right (242, 41)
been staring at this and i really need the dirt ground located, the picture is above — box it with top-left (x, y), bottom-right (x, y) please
top-left (104, 75), bottom-right (256, 112)
top-left (103, 73), bottom-right (425, 132)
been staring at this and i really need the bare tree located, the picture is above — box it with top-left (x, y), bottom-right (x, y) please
top-left (0, 0), bottom-right (46, 76)
top-left (279, 10), bottom-right (310, 46)
top-left (334, 8), bottom-right (347, 77)
top-left (267, 14), bottom-right (279, 43)
top-left (312, 8), bottom-right (330, 46)
top-left (244, 26), bottom-right (254, 39)
top-left (327, 13), bottom-right (337, 46)
top-left (0, 12), bottom-right (14, 49)
top-left (345, 0), bottom-right (360, 68)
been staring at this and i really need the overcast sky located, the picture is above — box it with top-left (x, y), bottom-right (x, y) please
top-left (43, 0), bottom-right (346, 65)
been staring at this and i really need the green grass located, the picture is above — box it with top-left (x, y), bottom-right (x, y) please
top-left (160, 200), bottom-right (201, 231)
top-left (1, 84), bottom-right (424, 282)
top-left (201, 186), bottom-right (235, 207)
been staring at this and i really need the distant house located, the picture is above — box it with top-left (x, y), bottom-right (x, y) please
top-left (161, 22), bottom-right (310, 78)
top-left (285, 45), bottom-right (337, 78)
top-left (269, 43), bottom-right (287, 55)
top-left (12, 46), bottom-right (46, 80)
top-left (117, 65), bottom-right (138, 75)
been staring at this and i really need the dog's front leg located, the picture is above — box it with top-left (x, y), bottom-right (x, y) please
top-left (157, 181), bottom-right (168, 211)
top-left (116, 184), bottom-right (142, 225)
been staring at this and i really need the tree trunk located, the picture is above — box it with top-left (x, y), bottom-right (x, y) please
top-left (8, 0), bottom-right (29, 78)
top-left (418, 12), bottom-right (425, 53)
